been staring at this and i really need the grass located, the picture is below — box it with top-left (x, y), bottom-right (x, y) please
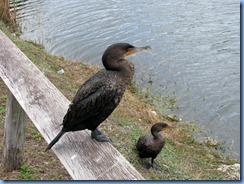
top-left (19, 164), bottom-right (31, 180)
top-left (129, 80), bottom-right (178, 115)
top-left (29, 128), bottom-right (44, 141)
top-left (0, 20), bottom-right (239, 180)
top-left (0, 96), bottom-right (7, 113)
top-left (0, 107), bottom-right (6, 114)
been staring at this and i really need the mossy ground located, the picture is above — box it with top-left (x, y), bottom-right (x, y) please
top-left (0, 21), bottom-right (238, 180)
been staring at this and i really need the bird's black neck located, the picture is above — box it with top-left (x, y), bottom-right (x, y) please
top-left (152, 131), bottom-right (162, 140)
top-left (103, 58), bottom-right (135, 84)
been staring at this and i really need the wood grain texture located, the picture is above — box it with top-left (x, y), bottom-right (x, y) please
top-left (3, 90), bottom-right (27, 172)
top-left (0, 30), bottom-right (144, 180)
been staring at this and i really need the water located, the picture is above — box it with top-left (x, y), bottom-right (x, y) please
top-left (11, 0), bottom-right (240, 159)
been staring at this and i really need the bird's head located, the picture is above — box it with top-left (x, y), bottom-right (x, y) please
top-left (151, 122), bottom-right (177, 133)
top-left (102, 43), bottom-right (151, 70)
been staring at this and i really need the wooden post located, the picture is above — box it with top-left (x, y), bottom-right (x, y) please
top-left (0, 0), bottom-right (10, 22)
top-left (3, 90), bottom-right (27, 172)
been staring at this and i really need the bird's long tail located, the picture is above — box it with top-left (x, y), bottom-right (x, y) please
top-left (45, 130), bottom-right (65, 152)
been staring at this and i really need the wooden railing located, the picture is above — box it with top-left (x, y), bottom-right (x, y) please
top-left (0, 30), bottom-right (144, 180)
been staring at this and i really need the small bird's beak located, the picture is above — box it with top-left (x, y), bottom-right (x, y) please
top-left (124, 46), bottom-right (151, 56)
top-left (163, 126), bottom-right (177, 131)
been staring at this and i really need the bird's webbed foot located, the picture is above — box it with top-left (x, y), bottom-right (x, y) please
top-left (91, 128), bottom-right (112, 143)
top-left (150, 158), bottom-right (161, 170)
top-left (140, 158), bottom-right (151, 169)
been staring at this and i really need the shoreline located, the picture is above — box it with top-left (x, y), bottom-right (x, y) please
top-left (0, 21), bottom-right (240, 180)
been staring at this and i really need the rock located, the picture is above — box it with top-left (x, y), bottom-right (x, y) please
top-left (148, 109), bottom-right (160, 122)
top-left (166, 114), bottom-right (181, 122)
top-left (57, 69), bottom-right (65, 74)
top-left (217, 163), bottom-right (240, 180)
top-left (150, 110), bottom-right (157, 116)
top-left (204, 137), bottom-right (219, 147)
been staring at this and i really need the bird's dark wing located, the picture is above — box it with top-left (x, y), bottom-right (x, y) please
top-left (136, 136), bottom-right (151, 151)
top-left (62, 70), bottom-right (119, 129)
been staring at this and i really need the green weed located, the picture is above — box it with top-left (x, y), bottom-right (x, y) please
top-left (0, 107), bottom-right (6, 113)
top-left (20, 164), bottom-right (31, 180)
top-left (32, 131), bottom-right (43, 140)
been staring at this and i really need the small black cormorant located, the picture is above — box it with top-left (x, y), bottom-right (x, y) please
top-left (46, 43), bottom-right (151, 151)
top-left (136, 122), bottom-right (175, 168)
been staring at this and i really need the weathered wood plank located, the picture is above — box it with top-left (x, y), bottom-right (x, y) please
top-left (3, 90), bottom-right (27, 172)
top-left (0, 30), bottom-right (144, 180)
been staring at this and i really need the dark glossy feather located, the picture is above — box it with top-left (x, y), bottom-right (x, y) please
top-left (63, 69), bottom-right (125, 131)
top-left (136, 135), bottom-right (165, 159)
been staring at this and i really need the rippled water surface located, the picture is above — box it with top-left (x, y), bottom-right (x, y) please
top-left (12, 0), bottom-right (240, 159)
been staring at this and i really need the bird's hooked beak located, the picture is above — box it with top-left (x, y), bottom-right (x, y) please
top-left (124, 46), bottom-right (151, 56)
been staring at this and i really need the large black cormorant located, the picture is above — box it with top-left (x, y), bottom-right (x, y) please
top-left (46, 43), bottom-right (151, 151)
top-left (136, 122), bottom-right (175, 168)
